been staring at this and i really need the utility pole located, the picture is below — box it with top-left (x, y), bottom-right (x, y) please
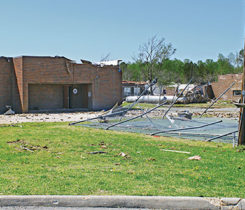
top-left (238, 42), bottom-right (245, 145)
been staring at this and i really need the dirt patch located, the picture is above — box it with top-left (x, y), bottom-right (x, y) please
top-left (0, 111), bottom-right (102, 124)
top-left (0, 107), bottom-right (239, 125)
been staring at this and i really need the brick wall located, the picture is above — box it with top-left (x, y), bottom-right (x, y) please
top-left (0, 57), bottom-right (21, 113)
top-left (0, 57), bottom-right (12, 113)
top-left (29, 84), bottom-right (64, 110)
top-left (9, 56), bottom-right (122, 112)
top-left (13, 57), bottom-right (24, 111)
top-left (211, 74), bottom-right (242, 101)
top-left (75, 64), bottom-right (122, 110)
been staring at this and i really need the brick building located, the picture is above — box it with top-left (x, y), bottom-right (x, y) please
top-left (211, 73), bottom-right (242, 101)
top-left (0, 56), bottom-right (122, 113)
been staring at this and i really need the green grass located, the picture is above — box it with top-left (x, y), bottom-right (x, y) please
top-left (122, 100), bottom-right (236, 109)
top-left (0, 122), bottom-right (245, 197)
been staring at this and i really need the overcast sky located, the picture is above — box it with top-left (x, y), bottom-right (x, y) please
top-left (0, 0), bottom-right (244, 63)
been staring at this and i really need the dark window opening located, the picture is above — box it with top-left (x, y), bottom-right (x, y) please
top-left (233, 90), bottom-right (241, 96)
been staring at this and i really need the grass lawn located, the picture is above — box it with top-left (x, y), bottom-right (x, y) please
top-left (0, 122), bottom-right (245, 197)
top-left (122, 100), bottom-right (236, 109)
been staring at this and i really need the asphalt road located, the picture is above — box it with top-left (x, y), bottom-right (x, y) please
top-left (1, 208), bottom-right (149, 210)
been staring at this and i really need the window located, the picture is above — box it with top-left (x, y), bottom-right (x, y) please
top-left (124, 87), bottom-right (131, 96)
top-left (134, 87), bottom-right (141, 95)
top-left (233, 90), bottom-right (241, 96)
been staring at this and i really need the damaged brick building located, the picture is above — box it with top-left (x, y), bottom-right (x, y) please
top-left (0, 56), bottom-right (122, 113)
top-left (211, 73), bottom-right (242, 101)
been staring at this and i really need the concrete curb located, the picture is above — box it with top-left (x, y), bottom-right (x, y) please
top-left (0, 196), bottom-right (244, 209)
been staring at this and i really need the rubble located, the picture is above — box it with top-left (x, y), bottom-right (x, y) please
top-left (4, 105), bottom-right (15, 115)
top-left (188, 155), bottom-right (201, 160)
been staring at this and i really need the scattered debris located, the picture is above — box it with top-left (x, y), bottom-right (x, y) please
top-left (4, 105), bottom-right (15, 115)
top-left (177, 110), bottom-right (193, 119)
top-left (237, 147), bottom-right (245, 152)
top-left (20, 145), bottom-right (34, 152)
top-left (88, 151), bottom-right (107, 154)
top-left (161, 149), bottom-right (190, 154)
top-left (119, 152), bottom-right (130, 158)
top-left (98, 141), bottom-right (108, 148)
top-left (7, 139), bottom-right (24, 144)
top-left (7, 139), bottom-right (48, 152)
top-left (98, 119), bottom-right (108, 123)
top-left (147, 157), bottom-right (156, 161)
top-left (0, 124), bottom-right (22, 127)
top-left (119, 152), bottom-right (127, 157)
top-left (69, 79), bottom-right (158, 126)
top-left (152, 120), bottom-right (222, 136)
top-left (188, 155), bottom-right (201, 160)
top-left (199, 82), bottom-right (235, 118)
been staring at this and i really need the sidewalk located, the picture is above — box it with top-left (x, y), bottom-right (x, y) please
top-left (0, 195), bottom-right (244, 209)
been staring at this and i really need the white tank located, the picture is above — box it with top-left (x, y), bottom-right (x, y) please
top-left (126, 95), bottom-right (186, 103)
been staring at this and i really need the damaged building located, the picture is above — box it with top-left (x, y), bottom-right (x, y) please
top-left (0, 56), bottom-right (122, 114)
top-left (211, 73), bottom-right (242, 101)
top-left (122, 81), bottom-right (147, 98)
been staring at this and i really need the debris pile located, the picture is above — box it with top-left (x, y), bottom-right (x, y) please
top-left (4, 105), bottom-right (15, 115)
top-left (184, 86), bottom-right (209, 103)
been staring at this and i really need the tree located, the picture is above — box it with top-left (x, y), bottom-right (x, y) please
top-left (235, 49), bottom-right (244, 67)
top-left (135, 35), bottom-right (176, 93)
top-left (121, 62), bottom-right (143, 81)
top-left (217, 53), bottom-right (234, 75)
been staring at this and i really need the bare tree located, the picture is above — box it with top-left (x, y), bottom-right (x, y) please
top-left (136, 35), bottom-right (176, 94)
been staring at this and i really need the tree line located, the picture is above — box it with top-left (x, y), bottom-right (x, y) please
top-left (121, 36), bottom-right (244, 85)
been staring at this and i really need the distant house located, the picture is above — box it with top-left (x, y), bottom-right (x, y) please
top-left (211, 73), bottom-right (242, 101)
top-left (164, 84), bottom-right (196, 96)
top-left (122, 81), bottom-right (147, 98)
top-left (122, 81), bottom-right (197, 98)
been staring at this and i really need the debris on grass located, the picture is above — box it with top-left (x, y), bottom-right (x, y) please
top-left (188, 155), bottom-right (201, 160)
top-left (161, 149), bottom-right (190, 154)
top-left (88, 151), bottom-right (107, 154)
top-left (236, 146), bottom-right (245, 152)
top-left (7, 139), bottom-right (24, 144)
top-left (119, 152), bottom-right (130, 158)
top-left (147, 157), bottom-right (156, 161)
top-left (98, 141), bottom-right (109, 149)
top-left (0, 124), bottom-right (22, 127)
top-left (20, 145), bottom-right (34, 152)
top-left (7, 139), bottom-right (48, 152)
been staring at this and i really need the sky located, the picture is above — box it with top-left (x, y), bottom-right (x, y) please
top-left (0, 0), bottom-right (244, 63)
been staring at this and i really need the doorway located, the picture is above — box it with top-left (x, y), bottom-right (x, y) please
top-left (63, 84), bottom-right (91, 109)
